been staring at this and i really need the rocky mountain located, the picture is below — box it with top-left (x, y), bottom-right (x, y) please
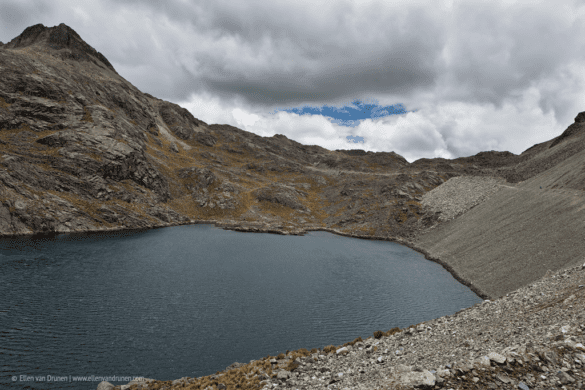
top-left (2, 23), bottom-right (585, 299)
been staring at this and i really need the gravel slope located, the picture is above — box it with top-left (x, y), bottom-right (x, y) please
top-left (420, 175), bottom-right (510, 222)
top-left (415, 167), bottom-right (585, 299)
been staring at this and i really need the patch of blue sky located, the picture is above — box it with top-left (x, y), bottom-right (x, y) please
top-left (272, 99), bottom-right (416, 128)
top-left (346, 135), bottom-right (364, 143)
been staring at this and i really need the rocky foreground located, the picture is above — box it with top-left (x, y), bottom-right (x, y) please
top-left (100, 261), bottom-right (585, 390)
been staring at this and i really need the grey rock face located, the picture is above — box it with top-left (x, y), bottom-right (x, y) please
top-left (254, 184), bottom-right (309, 211)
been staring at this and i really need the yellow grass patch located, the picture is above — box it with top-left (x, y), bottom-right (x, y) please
top-left (81, 106), bottom-right (93, 122)
top-left (0, 97), bottom-right (11, 109)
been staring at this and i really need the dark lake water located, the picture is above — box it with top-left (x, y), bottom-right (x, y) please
top-left (0, 224), bottom-right (482, 389)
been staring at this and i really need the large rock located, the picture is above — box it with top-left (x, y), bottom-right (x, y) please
top-left (276, 370), bottom-right (291, 380)
top-left (96, 381), bottom-right (114, 390)
top-left (395, 370), bottom-right (436, 389)
top-left (488, 352), bottom-right (506, 364)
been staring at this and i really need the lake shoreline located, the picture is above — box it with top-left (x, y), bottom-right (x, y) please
top-left (0, 217), bottom-right (490, 301)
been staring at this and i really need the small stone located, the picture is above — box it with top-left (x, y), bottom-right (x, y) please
top-left (557, 371), bottom-right (575, 384)
top-left (497, 374), bottom-right (512, 384)
top-left (478, 355), bottom-right (491, 367)
top-left (377, 356), bottom-right (384, 364)
top-left (435, 369), bottom-right (450, 378)
top-left (336, 347), bottom-right (349, 355)
top-left (488, 352), bottom-right (506, 364)
top-left (518, 382), bottom-right (530, 390)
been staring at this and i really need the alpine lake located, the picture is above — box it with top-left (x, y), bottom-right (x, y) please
top-left (0, 224), bottom-right (482, 389)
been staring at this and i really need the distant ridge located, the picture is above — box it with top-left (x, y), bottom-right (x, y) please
top-left (1, 23), bottom-right (117, 74)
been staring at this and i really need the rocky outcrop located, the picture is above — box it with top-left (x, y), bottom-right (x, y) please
top-left (254, 184), bottom-right (309, 211)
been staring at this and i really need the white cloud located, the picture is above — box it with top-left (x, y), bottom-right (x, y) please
top-left (232, 108), bottom-right (260, 128)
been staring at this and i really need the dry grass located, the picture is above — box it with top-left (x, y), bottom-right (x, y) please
top-left (0, 97), bottom-right (11, 109)
top-left (255, 198), bottom-right (296, 221)
top-left (141, 357), bottom-right (273, 390)
top-left (81, 106), bottom-right (93, 122)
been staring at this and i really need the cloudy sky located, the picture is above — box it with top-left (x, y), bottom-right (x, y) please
top-left (2, 0), bottom-right (585, 162)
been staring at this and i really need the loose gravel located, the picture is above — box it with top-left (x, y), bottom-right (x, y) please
top-left (421, 175), bottom-right (510, 221)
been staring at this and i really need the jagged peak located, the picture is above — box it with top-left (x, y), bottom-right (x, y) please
top-left (3, 23), bottom-right (117, 74)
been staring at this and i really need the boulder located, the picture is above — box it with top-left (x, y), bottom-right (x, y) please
top-left (488, 352), bottom-right (506, 364)
top-left (395, 370), bottom-right (436, 389)
top-left (276, 370), bottom-right (290, 380)
top-left (96, 382), bottom-right (114, 390)
top-left (478, 355), bottom-right (491, 367)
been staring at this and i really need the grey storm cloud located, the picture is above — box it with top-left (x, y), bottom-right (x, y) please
top-left (1, 0), bottom-right (582, 112)
top-left (2, 0), bottom-right (585, 161)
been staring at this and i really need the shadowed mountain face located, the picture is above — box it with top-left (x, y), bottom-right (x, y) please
top-left (1, 23), bottom-right (584, 249)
